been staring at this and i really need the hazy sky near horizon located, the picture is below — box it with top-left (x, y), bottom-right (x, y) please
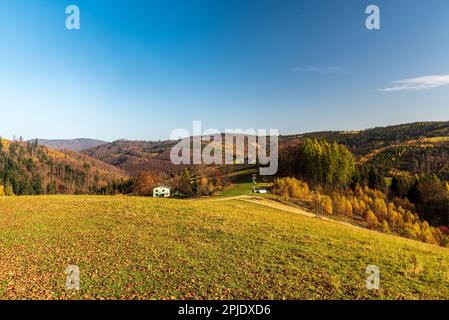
top-left (1, 0), bottom-right (449, 141)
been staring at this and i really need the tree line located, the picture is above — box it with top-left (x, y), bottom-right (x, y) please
top-left (0, 139), bottom-right (125, 196)
top-left (279, 138), bottom-right (356, 188)
top-left (278, 137), bottom-right (449, 241)
top-left (272, 177), bottom-right (449, 247)
top-left (130, 166), bottom-right (228, 197)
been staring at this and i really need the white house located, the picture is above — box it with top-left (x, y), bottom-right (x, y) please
top-left (153, 186), bottom-right (171, 198)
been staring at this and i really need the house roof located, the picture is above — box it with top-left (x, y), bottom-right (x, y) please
top-left (153, 186), bottom-right (170, 190)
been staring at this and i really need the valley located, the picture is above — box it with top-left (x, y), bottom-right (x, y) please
top-left (2, 121), bottom-right (449, 299)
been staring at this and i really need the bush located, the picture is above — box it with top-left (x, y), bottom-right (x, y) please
top-left (366, 210), bottom-right (379, 229)
top-left (320, 196), bottom-right (333, 215)
top-left (272, 177), bottom-right (311, 201)
top-left (1, 185), bottom-right (14, 196)
top-left (382, 220), bottom-right (391, 234)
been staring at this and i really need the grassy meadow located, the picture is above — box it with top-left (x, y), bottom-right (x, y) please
top-left (0, 195), bottom-right (449, 300)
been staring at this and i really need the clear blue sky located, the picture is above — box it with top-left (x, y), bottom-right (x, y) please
top-left (1, 0), bottom-right (449, 141)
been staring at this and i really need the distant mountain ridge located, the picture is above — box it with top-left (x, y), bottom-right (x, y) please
top-left (290, 121), bottom-right (449, 155)
top-left (36, 138), bottom-right (107, 152)
top-left (82, 135), bottom-right (262, 175)
top-left (82, 139), bottom-right (182, 175)
top-left (80, 121), bottom-right (449, 175)
top-left (41, 121), bottom-right (449, 177)
top-left (278, 121), bottom-right (449, 179)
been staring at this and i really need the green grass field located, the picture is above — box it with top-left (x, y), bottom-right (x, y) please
top-left (1, 195), bottom-right (449, 300)
top-left (217, 183), bottom-right (253, 197)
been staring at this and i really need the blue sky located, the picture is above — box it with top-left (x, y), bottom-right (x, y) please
top-left (1, 0), bottom-right (449, 141)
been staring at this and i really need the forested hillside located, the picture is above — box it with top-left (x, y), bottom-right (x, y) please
top-left (36, 138), bottom-right (107, 152)
top-left (82, 139), bottom-right (181, 175)
top-left (82, 135), bottom-right (259, 175)
top-left (0, 138), bottom-right (127, 195)
top-left (280, 121), bottom-right (449, 181)
top-left (295, 121), bottom-right (449, 155)
top-left (3, 122), bottom-right (449, 245)
top-left (277, 137), bottom-right (449, 245)
top-left (81, 122), bottom-right (449, 178)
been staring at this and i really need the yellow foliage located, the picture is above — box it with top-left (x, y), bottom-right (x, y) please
top-left (272, 177), bottom-right (311, 201)
top-left (273, 177), bottom-right (447, 246)
top-left (320, 196), bottom-right (333, 215)
top-left (0, 138), bottom-right (11, 149)
top-left (345, 200), bottom-right (353, 217)
top-left (382, 220), bottom-right (391, 234)
top-left (366, 210), bottom-right (379, 229)
top-left (0, 185), bottom-right (14, 196)
top-left (373, 198), bottom-right (387, 220)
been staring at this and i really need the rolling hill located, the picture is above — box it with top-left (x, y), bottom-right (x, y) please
top-left (2, 123), bottom-right (449, 299)
top-left (36, 138), bottom-right (107, 152)
top-left (82, 134), bottom-right (273, 176)
top-left (0, 195), bottom-right (448, 299)
top-left (278, 121), bottom-right (449, 177)
top-left (81, 122), bottom-right (449, 179)
top-left (297, 121), bottom-right (449, 155)
top-left (0, 139), bottom-right (127, 195)
top-left (82, 139), bottom-right (183, 175)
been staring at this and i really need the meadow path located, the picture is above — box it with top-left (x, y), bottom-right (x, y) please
top-left (213, 195), bottom-right (366, 231)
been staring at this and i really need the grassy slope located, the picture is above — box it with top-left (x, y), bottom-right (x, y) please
top-left (217, 183), bottom-right (253, 197)
top-left (0, 196), bottom-right (449, 300)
